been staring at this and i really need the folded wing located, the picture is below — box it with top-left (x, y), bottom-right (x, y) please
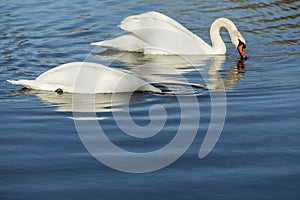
top-left (92, 11), bottom-right (211, 55)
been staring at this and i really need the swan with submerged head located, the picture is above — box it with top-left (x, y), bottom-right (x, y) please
top-left (91, 11), bottom-right (247, 58)
top-left (7, 62), bottom-right (161, 94)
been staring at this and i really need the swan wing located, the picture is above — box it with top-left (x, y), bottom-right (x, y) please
top-left (119, 11), bottom-right (211, 54)
top-left (36, 62), bottom-right (81, 89)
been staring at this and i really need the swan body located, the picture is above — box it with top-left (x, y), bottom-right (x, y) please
top-left (91, 11), bottom-right (246, 57)
top-left (7, 62), bottom-right (161, 94)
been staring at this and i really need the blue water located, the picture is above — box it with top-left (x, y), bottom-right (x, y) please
top-left (1, 0), bottom-right (300, 199)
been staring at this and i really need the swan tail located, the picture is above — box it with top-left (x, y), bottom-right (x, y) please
top-left (7, 79), bottom-right (37, 89)
top-left (91, 34), bottom-right (149, 52)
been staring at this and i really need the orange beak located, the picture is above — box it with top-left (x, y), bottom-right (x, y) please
top-left (237, 40), bottom-right (247, 59)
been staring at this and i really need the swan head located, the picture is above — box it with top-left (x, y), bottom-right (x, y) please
top-left (237, 39), bottom-right (247, 59)
top-left (232, 31), bottom-right (247, 59)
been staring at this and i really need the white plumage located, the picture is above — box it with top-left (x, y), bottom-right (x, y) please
top-left (91, 11), bottom-right (246, 55)
top-left (7, 62), bottom-right (161, 94)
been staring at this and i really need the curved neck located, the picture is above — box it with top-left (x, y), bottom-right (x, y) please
top-left (210, 18), bottom-right (238, 54)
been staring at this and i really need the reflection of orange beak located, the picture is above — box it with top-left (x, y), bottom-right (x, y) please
top-left (237, 44), bottom-right (247, 59)
top-left (237, 59), bottom-right (245, 70)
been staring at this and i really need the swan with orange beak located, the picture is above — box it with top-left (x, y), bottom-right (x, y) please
top-left (237, 39), bottom-right (247, 59)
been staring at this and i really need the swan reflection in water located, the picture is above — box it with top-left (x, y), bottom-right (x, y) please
top-left (90, 50), bottom-right (246, 93)
top-left (11, 89), bottom-right (147, 120)
top-left (207, 56), bottom-right (246, 91)
top-left (11, 52), bottom-right (246, 116)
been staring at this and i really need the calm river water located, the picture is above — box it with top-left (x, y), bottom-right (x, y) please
top-left (1, 0), bottom-right (299, 199)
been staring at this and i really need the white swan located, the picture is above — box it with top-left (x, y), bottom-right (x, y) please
top-left (7, 62), bottom-right (161, 94)
top-left (91, 11), bottom-right (247, 58)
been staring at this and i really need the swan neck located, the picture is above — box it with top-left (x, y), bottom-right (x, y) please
top-left (210, 18), bottom-right (238, 54)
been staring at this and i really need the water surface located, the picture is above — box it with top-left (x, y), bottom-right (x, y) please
top-left (1, 0), bottom-right (300, 199)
